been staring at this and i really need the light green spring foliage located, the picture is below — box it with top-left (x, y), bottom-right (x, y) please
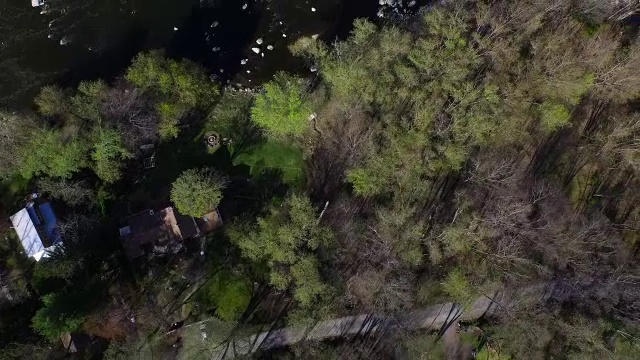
top-left (156, 101), bottom-right (186, 139)
top-left (32, 293), bottom-right (85, 341)
top-left (127, 51), bottom-right (218, 139)
top-left (316, 12), bottom-right (494, 199)
top-left (539, 101), bottom-right (571, 132)
top-left (441, 268), bottom-right (475, 306)
top-left (228, 194), bottom-right (333, 307)
top-left (71, 80), bottom-right (107, 122)
top-left (197, 271), bottom-right (251, 321)
top-left (92, 128), bottom-right (132, 183)
top-left (295, 6), bottom-right (608, 203)
top-left (18, 129), bottom-right (89, 179)
top-left (34, 85), bottom-right (68, 117)
top-left (251, 72), bottom-right (311, 138)
top-left (170, 167), bottom-right (226, 217)
top-left (126, 50), bottom-right (218, 107)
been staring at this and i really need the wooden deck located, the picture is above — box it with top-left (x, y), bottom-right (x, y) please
top-left (196, 209), bottom-right (223, 235)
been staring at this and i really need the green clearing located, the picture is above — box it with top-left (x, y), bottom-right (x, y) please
top-left (233, 141), bottom-right (305, 186)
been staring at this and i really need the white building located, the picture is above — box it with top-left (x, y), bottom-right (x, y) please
top-left (9, 201), bottom-right (62, 261)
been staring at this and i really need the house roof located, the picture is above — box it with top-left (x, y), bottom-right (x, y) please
top-left (121, 207), bottom-right (201, 258)
top-left (60, 332), bottom-right (93, 353)
top-left (10, 208), bottom-right (45, 260)
top-left (175, 212), bottom-right (200, 239)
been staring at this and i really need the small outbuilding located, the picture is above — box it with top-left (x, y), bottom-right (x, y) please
top-left (9, 196), bottom-right (62, 261)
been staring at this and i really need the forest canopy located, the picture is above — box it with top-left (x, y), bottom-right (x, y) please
top-left (0, 1), bottom-right (639, 359)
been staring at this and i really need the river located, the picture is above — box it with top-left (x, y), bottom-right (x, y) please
top-left (0, 0), bottom-right (427, 108)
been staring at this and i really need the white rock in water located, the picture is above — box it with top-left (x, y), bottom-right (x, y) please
top-left (242, 3), bottom-right (247, 9)
top-left (279, 21), bottom-right (283, 25)
top-left (173, 27), bottom-right (178, 31)
top-left (211, 21), bottom-right (219, 27)
top-left (246, 70), bottom-right (251, 73)
top-left (267, 45), bottom-right (274, 50)
top-left (282, 33), bottom-right (287, 37)
top-left (311, 7), bottom-right (316, 12)
top-left (408, 0), bottom-right (416, 6)
top-left (256, 38), bottom-right (263, 45)
top-left (251, 47), bottom-right (260, 54)
top-left (240, 59), bottom-right (247, 65)
top-left (220, 69), bottom-right (224, 73)
top-left (261, 52), bottom-right (264, 57)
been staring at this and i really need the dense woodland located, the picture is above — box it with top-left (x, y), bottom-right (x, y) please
top-left (1, 0), bottom-right (640, 359)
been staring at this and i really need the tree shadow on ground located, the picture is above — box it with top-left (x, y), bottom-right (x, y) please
top-left (123, 127), bottom-right (235, 212)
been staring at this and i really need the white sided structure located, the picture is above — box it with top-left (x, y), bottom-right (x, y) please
top-left (9, 206), bottom-right (59, 261)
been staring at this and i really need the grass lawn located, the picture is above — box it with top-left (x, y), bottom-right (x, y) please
top-left (232, 141), bottom-right (305, 186)
top-left (125, 128), bottom-right (235, 211)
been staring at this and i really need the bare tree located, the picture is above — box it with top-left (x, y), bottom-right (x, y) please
top-left (37, 177), bottom-right (95, 207)
top-left (101, 86), bottom-right (159, 151)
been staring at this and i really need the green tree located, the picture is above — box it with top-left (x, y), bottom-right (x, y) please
top-left (539, 101), bottom-right (571, 132)
top-left (34, 85), bottom-right (68, 117)
top-left (228, 194), bottom-right (333, 307)
top-left (197, 271), bottom-right (251, 321)
top-left (126, 50), bottom-right (218, 107)
top-left (32, 293), bottom-right (86, 341)
top-left (18, 129), bottom-right (89, 179)
top-left (156, 102), bottom-right (185, 140)
top-left (92, 128), bottom-right (132, 183)
top-left (70, 80), bottom-right (107, 122)
top-left (251, 72), bottom-right (311, 138)
top-left (170, 168), bottom-right (226, 217)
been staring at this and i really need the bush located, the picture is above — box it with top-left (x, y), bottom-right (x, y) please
top-left (539, 101), bottom-right (571, 132)
top-left (197, 271), bottom-right (251, 321)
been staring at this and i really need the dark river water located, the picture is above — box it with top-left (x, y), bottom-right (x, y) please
top-left (0, 0), bottom-right (427, 108)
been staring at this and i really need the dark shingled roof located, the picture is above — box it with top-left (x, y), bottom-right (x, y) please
top-left (121, 207), bottom-right (201, 258)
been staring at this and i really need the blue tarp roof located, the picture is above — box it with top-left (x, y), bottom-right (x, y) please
top-left (38, 202), bottom-right (61, 245)
top-left (26, 206), bottom-right (41, 226)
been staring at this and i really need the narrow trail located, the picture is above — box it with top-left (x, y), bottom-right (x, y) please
top-left (206, 283), bottom-right (554, 359)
